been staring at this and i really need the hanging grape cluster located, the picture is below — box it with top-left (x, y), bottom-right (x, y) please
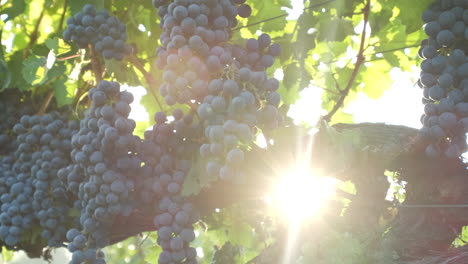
top-left (139, 111), bottom-right (200, 264)
top-left (62, 4), bottom-right (131, 60)
top-left (149, 0), bottom-right (282, 262)
top-left (418, 0), bottom-right (468, 159)
top-left (0, 113), bottom-right (78, 247)
top-left (0, 90), bottom-right (33, 154)
top-left (153, 0), bottom-right (282, 183)
top-left (61, 80), bottom-right (142, 264)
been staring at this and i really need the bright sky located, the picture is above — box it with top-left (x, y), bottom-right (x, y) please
top-left (288, 66), bottom-right (424, 129)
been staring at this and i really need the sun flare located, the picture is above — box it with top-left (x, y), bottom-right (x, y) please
top-left (268, 167), bottom-right (338, 222)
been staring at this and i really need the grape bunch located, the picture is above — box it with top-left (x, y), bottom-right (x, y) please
top-left (197, 68), bottom-right (280, 181)
top-left (153, 0), bottom-right (253, 105)
top-left (418, 0), bottom-right (468, 159)
top-left (149, 0), bottom-right (283, 262)
top-left (138, 111), bottom-right (199, 264)
top-left (152, 0), bottom-right (283, 181)
top-left (63, 80), bottom-right (141, 264)
top-left (0, 113), bottom-right (78, 247)
top-left (195, 38), bottom-right (281, 182)
top-left (232, 34), bottom-right (282, 71)
top-left (25, 114), bottom-right (79, 247)
top-left (0, 90), bottom-right (34, 154)
top-left (0, 154), bottom-right (29, 247)
top-left (62, 4), bottom-right (131, 60)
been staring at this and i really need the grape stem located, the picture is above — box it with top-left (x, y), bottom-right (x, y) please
top-left (321, 0), bottom-right (370, 122)
top-left (89, 46), bottom-right (104, 83)
top-left (57, 54), bottom-right (82, 61)
top-left (36, 90), bottom-right (55, 115)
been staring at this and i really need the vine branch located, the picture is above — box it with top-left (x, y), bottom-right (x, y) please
top-left (26, 8), bottom-right (46, 56)
top-left (37, 90), bottom-right (55, 115)
top-left (58, 0), bottom-right (68, 32)
top-left (321, 0), bottom-right (371, 122)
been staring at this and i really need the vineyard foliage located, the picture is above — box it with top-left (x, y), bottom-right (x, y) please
top-left (0, 0), bottom-right (444, 263)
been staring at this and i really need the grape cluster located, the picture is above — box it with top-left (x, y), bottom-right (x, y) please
top-left (418, 0), bottom-right (468, 159)
top-left (233, 34), bottom-right (282, 71)
top-left (153, 0), bottom-right (282, 183)
top-left (138, 111), bottom-right (199, 264)
top-left (197, 68), bottom-right (281, 181)
top-left (0, 90), bottom-right (33, 154)
top-left (62, 4), bottom-right (131, 60)
top-left (0, 113), bottom-right (78, 247)
top-left (153, 0), bottom-right (253, 105)
top-left (0, 155), bottom-right (27, 247)
top-left (61, 80), bottom-right (141, 264)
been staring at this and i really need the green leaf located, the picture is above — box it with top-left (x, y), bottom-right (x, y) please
top-left (1, 246), bottom-right (14, 261)
top-left (246, 0), bottom-right (288, 33)
top-left (369, 8), bottom-right (395, 35)
top-left (317, 122), bottom-right (362, 168)
top-left (143, 245), bottom-right (161, 264)
top-left (53, 77), bottom-right (75, 107)
top-left (211, 242), bottom-right (240, 264)
top-left (393, 0), bottom-right (433, 34)
top-left (333, 0), bottom-right (360, 17)
top-left (1, 0), bottom-right (26, 22)
top-left (6, 51), bottom-right (27, 89)
top-left (280, 63), bottom-right (301, 104)
top-left (69, 0), bottom-right (104, 14)
top-left (277, 0), bottom-right (292, 9)
top-left (45, 37), bottom-right (60, 52)
top-left (22, 55), bottom-right (46, 85)
top-left (134, 121), bottom-right (150, 139)
top-left (358, 60), bottom-right (392, 99)
top-left (43, 60), bottom-right (66, 84)
top-left (374, 18), bottom-right (408, 51)
top-left (105, 60), bottom-right (142, 87)
top-left (298, 230), bottom-right (367, 264)
top-left (182, 156), bottom-right (218, 196)
top-left (317, 18), bottom-right (355, 42)
top-left (0, 58), bottom-right (11, 89)
top-left (229, 221), bottom-right (255, 246)
top-left (139, 93), bottom-right (163, 124)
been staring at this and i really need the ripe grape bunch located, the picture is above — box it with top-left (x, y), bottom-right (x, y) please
top-left (62, 4), bottom-right (131, 60)
top-left (63, 80), bottom-right (141, 264)
top-left (139, 111), bottom-right (200, 264)
top-left (0, 90), bottom-right (34, 154)
top-left (152, 0), bottom-right (255, 105)
top-left (152, 0), bottom-right (282, 183)
top-left (418, 0), bottom-right (468, 159)
top-left (0, 112), bottom-right (78, 248)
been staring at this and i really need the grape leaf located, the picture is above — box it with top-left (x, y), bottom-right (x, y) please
top-left (182, 157), bottom-right (218, 197)
top-left (317, 18), bottom-right (354, 42)
top-left (1, 246), bottom-right (14, 261)
top-left (53, 77), bottom-right (75, 107)
top-left (393, 0), bottom-right (433, 34)
top-left (22, 55), bottom-right (46, 85)
top-left (1, 0), bottom-right (26, 22)
top-left (45, 37), bottom-right (60, 52)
